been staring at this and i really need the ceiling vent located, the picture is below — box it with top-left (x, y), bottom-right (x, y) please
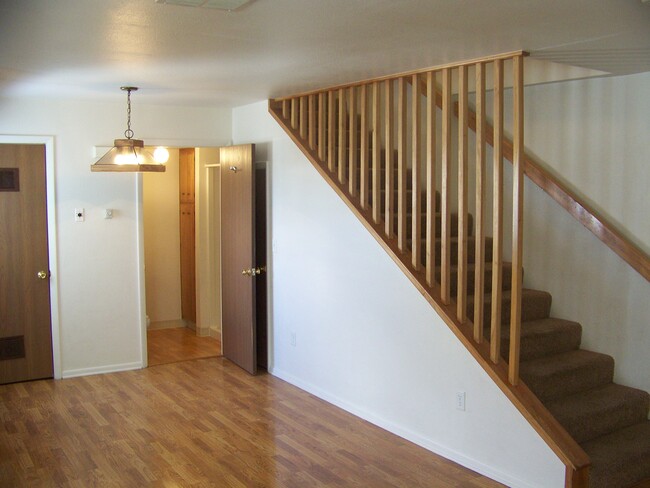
top-left (155, 0), bottom-right (252, 10)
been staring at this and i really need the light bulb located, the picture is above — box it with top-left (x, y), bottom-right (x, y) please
top-left (153, 147), bottom-right (169, 164)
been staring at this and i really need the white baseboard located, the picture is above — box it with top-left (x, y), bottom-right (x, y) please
top-left (196, 326), bottom-right (211, 337)
top-left (268, 367), bottom-right (540, 488)
top-left (148, 319), bottom-right (186, 330)
top-left (62, 361), bottom-right (143, 379)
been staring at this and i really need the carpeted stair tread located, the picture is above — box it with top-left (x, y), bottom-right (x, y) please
top-left (546, 383), bottom-right (650, 443)
top-left (520, 349), bottom-right (614, 401)
top-left (413, 236), bottom-right (494, 266)
top-left (400, 211), bottom-right (472, 237)
top-left (582, 421), bottom-right (650, 488)
top-left (370, 189), bottom-right (434, 213)
top-left (499, 317), bottom-right (582, 361)
top-left (468, 288), bottom-right (552, 325)
top-left (437, 262), bottom-right (513, 295)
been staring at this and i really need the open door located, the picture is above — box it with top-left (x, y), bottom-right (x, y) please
top-left (220, 144), bottom-right (259, 374)
top-left (0, 144), bottom-right (53, 384)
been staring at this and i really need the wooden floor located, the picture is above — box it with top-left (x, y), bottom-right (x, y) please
top-left (0, 357), bottom-right (505, 487)
top-left (147, 327), bottom-right (221, 366)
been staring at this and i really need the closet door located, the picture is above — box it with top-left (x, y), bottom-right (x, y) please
top-left (179, 148), bottom-right (196, 324)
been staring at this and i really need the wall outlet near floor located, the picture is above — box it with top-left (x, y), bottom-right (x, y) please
top-left (290, 332), bottom-right (296, 347)
top-left (456, 391), bottom-right (466, 411)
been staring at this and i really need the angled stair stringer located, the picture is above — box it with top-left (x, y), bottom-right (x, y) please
top-left (268, 98), bottom-right (592, 488)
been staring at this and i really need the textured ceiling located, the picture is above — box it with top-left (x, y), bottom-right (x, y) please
top-left (0, 0), bottom-right (648, 107)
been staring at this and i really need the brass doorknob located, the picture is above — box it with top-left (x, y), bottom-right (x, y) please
top-left (242, 266), bottom-right (266, 277)
top-left (37, 270), bottom-right (49, 280)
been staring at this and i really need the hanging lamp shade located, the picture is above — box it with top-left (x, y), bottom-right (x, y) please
top-left (91, 87), bottom-right (166, 173)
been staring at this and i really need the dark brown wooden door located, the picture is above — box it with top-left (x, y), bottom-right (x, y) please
top-left (220, 144), bottom-right (257, 374)
top-left (0, 144), bottom-right (53, 384)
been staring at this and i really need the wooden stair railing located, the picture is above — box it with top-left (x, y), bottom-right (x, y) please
top-left (268, 51), bottom-right (592, 487)
top-left (414, 79), bottom-right (650, 283)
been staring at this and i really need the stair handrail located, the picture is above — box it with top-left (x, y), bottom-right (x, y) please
top-left (412, 80), bottom-right (650, 283)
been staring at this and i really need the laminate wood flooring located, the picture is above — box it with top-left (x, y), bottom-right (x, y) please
top-left (147, 327), bottom-right (221, 366)
top-left (0, 357), bottom-right (505, 487)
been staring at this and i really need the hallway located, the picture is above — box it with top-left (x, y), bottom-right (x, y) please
top-left (147, 327), bottom-right (221, 366)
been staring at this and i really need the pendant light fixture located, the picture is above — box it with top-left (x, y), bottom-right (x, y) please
top-left (91, 87), bottom-right (167, 172)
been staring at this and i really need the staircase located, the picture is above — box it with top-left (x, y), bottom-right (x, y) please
top-left (375, 171), bottom-right (650, 488)
top-left (268, 52), bottom-right (650, 487)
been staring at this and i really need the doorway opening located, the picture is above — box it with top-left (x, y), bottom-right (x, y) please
top-left (143, 147), bottom-right (222, 366)
top-left (141, 144), bottom-right (268, 373)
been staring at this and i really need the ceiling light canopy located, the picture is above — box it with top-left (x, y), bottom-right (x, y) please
top-left (91, 87), bottom-right (166, 173)
top-left (154, 0), bottom-right (252, 11)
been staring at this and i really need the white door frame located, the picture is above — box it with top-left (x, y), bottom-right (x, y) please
top-left (0, 135), bottom-right (61, 379)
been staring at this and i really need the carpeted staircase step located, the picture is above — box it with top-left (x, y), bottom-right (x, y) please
top-left (370, 188), bottom-right (434, 213)
top-left (499, 317), bottom-right (582, 361)
top-left (404, 210), bottom-right (471, 237)
top-left (520, 350), bottom-right (615, 402)
top-left (468, 288), bottom-right (552, 325)
top-left (546, 383), bottom-right (650, 443)
top-left (400, 212), bottom-right (473, 241)
top-left (437, 262), bottom-right (513, 295)
top-left (582, 421), bottom-right (650, 488)
top-left (408, 236), bottom-right (496, 267)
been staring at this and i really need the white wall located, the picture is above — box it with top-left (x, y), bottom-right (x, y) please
top-left (0, 96), bottom-right (231, 377)
top-left (232, 100), bottom-right (565, 488)
top-left (195, 147), bottom-right (222, 337)
top-left (143, 148), bottom-right (182, 325)
top-left (512, 72), bottom-right (650, 393)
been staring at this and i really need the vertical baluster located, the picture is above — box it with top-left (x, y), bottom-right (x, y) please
top-left (328, 91), bottom-right (335, 173)
top-left (397, 77), bottom-right (407, 252)
top-left (291, 98), bottom-right (298, 130)
top-left (384, 80), bottom-right (394, 237)
top-left (308, 94), bottom-right (316, 151)
top-left (440, 68), bottom-right (452, 304)
top-left (318, 93), bottom-right (325, 162)
top-left (372, 82), bottom-right (381, 224)
top-left (282, 100), bottom-right (289, 119)
top-left (348, 87), bottom-right (358, 196)
top-left (474, 63), bottom-right (486, 343)
top-left (360, 85), bottom-right (369, 209)
top-left (456, 66), bottom-right (468, 322)
top-left (412, 74), bottom-right (422, 270)
top-left (338, 88), bottom-right (347, 184)
top-left (509, 55), bottom-right (525, 385)
top-left (300, 96), bottom-right (307, 139)
top-left (490, 59), bottom-right (504, 364)
top-left (425, 71), bottom-right (437, 287)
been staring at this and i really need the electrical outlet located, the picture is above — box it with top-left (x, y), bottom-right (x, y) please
top-left (290, 332), bottom-right (296, 347)
top-left (456, 391), bottom-right (466, 411)
top-left (104, 208), bottom-right (113, 219)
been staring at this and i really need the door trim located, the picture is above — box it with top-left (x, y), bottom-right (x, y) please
top-left (0, 135), bottom-right (61, 379)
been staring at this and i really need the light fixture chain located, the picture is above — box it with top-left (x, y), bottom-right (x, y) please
top-left (125, 88), bottom-right (134, 139)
